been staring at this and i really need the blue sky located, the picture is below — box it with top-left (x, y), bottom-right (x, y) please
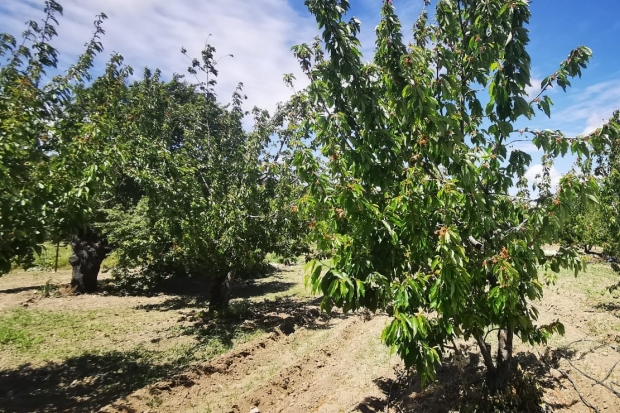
top-left (1, 0), bottom-right (619, 185)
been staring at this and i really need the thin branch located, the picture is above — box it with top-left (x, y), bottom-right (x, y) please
top-left (484, 327), bottom-right (500, 343)
top-left (557, 367), bottom-right (600, 413)
top-left (564, 358), bottom-right (620, 398)
top-left (536, 350), bottom-right (600, 413)
top-left (527, 78), bottom-right (553, 106)
top-left (601, 360), bottom-right (619, 383)
top-left (474, 333), bottom-right (496, 374)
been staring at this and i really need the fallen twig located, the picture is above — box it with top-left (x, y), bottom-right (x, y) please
top-left (558, 342), bottom-right (620, 399)
top-left (601, 360), bottom-right (620, 383)
top-left (555, 367), bottom-right (600, 413)
top-left (564, 339), bottom-right (600, 348)
top-left (537, 350), bottom-right (600, 413)
top-left (564, 358), bottom-right (620, 398)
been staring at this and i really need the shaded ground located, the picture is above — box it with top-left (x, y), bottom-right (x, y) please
top-left (103, 311), bottom-right (394, 413)
top-left (0, 265), bottom-right (311, 412)
top-left (2, 261), bottom-right (620, 412)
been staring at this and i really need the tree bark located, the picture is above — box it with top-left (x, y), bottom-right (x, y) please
top-left (475, 333), bottom-right (497, 376)
top-left (209, 270), bottom-right (235, 313)
top-left (494, 327), bottom-right (514, 389)
top-left (54, 241), bottom-right (60, 273)
top-left (475, 328), bottom-right (514, 390)
top-left (69, 230), bottom-right (111, 294)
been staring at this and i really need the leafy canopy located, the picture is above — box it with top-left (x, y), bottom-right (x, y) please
top-left (293, 0), bottom-right (617, 383)
top-left (102, 62), bottom-right (308, 289)
top-left (0, 1), bottom-right (307, 286)
top-left (0, 1), bottom-right (114, 272)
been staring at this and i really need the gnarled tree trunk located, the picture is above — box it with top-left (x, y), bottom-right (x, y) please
top-left (209, 270), bottom-right (235, 313)
top-left (69, 229), bottom-right (111, 294)
top-left (475, 326), bottom-right (514, 391)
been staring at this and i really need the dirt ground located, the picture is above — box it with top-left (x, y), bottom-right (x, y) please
top-left (2, 261), bottom-right (620, 412)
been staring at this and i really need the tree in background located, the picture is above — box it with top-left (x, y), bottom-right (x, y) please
top-left (293, 0), bottom-right (617, 389)
top-left (588, 111), bottom-right (620, 288)
top-left (0, 1), bottom-right (117, 281)
top-left (102, 60), bottom-right (308, 309)
top-left (0, 2), bottom-right (308, 302)
top-left (558, 180), bottom-right (608, 254)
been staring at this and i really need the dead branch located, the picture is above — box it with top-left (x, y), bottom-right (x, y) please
top-left (557, 367), bottom-right (601, 413)
top-left (601, 361), bottom-right (620, 383)
top-left (558, 342), bottom-right (620, 398)
top-left (564, 358), bottom-right (620, 399)
top-left (537, 350), bottom-right (600, 413)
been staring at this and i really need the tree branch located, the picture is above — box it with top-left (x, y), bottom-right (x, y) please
top-left (475, 333), bottom-right (496, 374)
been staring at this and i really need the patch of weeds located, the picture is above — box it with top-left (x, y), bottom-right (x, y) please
top-left (0, 308), bottom-right (120, 362)
top-left (146, 395), bottom-right (163, 409)
top-left (0, 310), bottom-right (44, 349)
top-left (38, 279), bottom-right (60, 297)
top-left (558, 263), bottom-right (619, 299)
top-left (179, 319), bottom-right (264, 358)
top-left (31, 243), bottom-right (73, 271)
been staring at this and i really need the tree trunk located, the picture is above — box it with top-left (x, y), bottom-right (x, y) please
top-left (69, 230), bottom-right (111, 294)
top-left (209, 270), bottom-right (235, 313)
top-left (475, 328), bottom-right (514, 391)
top-left (475, 333), bottom-right (496, 376)
top-left (54, 241), bottom-right (60, 273)
top-left (494, 327), bottom-right (514, 389)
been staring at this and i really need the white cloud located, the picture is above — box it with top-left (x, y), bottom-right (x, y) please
top-left (524, 77), bottom-right (543, 100)
top-left (555, 79), bottom-right (620, 135)
top-left (510, 142), bottom-right (540, 154)
top-left (0, 0), bottom-right (318, 115)
top-left (524, 163), bottom-right (561, 191)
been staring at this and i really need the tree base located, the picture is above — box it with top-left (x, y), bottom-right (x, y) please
top-left (69, 230), bottom-right (111, 294)
top-left (208, 271), bottom-right (235, 313)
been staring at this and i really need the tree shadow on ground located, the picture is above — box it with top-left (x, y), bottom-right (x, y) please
top-left (356, 354), bottom-right (484, 413)
top-left (594, 301), bottom-right (620, 315)
top-left (0, 285), bottom-right (41, 295)
top-left (176, 296), bottom-right (335, 347)
top-left (99, 264), bottom-right (298, 314)
top-left (0, 296), bottom-right (331, 412)
top-left (355, 349), bottom-right (577, 413)
top-left (133, 275), bottom-right (298, 313)
top-left (230, 276), bottom-right (297, 300)
top-left (0, 348), bottom-right (189, 413)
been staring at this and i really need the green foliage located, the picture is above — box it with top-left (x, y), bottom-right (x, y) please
top-left (97, 61), bottom-right (308, 289)
top-left (293, 0), bottom-right (617, 385)
top-left (0, 2), bottom-right (308, 290)
top-left (558, 182), bottom-right (608, 253)
top-left (584, 110), bottom-right (620, 288)
top-left (0, 1), bottom-right (121, 273)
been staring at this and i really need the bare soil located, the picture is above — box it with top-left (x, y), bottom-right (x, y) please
top-left (2, 261), bottom-right (620, 412)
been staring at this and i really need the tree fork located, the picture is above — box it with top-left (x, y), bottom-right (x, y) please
top-left (475, 333), bottom-right (496, 376)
